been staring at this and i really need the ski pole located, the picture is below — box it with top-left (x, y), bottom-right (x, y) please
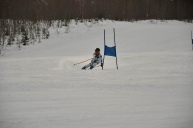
top-left (74, 58), bottom-right (93, 65)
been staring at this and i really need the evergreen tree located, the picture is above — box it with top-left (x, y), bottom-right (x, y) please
top-left (21, 31), bottom-right (29, 46)
top-left (42, 28), bottom-right (50, 39)
top-left (46, 30), bottom-right (50, 39)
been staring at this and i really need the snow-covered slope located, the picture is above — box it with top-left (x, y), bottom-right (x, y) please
top-left (0, 20), bottom-right (193, 128)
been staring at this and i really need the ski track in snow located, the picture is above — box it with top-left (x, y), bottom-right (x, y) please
top-left (0, 20), bottom-right (193, 128)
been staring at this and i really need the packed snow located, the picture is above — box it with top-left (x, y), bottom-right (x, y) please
top-left (0, 20), bottom-right (193, 128)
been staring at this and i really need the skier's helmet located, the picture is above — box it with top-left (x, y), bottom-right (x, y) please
top-left (95, 48), bottom-right (100, 51)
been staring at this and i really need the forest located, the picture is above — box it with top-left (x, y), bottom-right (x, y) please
top-left (0, 0), bottom-right (193, 21)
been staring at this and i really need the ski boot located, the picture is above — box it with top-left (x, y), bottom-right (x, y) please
top-left (82, 66), bottom-right (87, 70)
top-left (90, 66), bottom-right (94, 70)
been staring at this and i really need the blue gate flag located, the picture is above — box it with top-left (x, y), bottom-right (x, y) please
top-left (192, 39), bottom-right (193, 44)
top-left (104, 45), bottom-right (116, 57)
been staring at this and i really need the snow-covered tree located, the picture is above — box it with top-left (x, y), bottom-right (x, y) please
top-left (21, 31), bottom-right (29, 46)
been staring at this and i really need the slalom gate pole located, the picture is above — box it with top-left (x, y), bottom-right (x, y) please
top-left (74, 58), bottom-right (93, 65)
top-left (191, 31), bottom-right (193, 50)
top-left (114, 28), bottom-right (118, 70)
top-left (102, 29), bottom-right (106, 70)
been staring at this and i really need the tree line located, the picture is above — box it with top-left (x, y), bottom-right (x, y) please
top-left (0, 0), bottom-right (192, 55)
top-left (0, 0), bottom-right (193, 21)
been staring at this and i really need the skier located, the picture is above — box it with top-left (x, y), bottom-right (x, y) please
top-left (82, 48), bottom-right (103, 70)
